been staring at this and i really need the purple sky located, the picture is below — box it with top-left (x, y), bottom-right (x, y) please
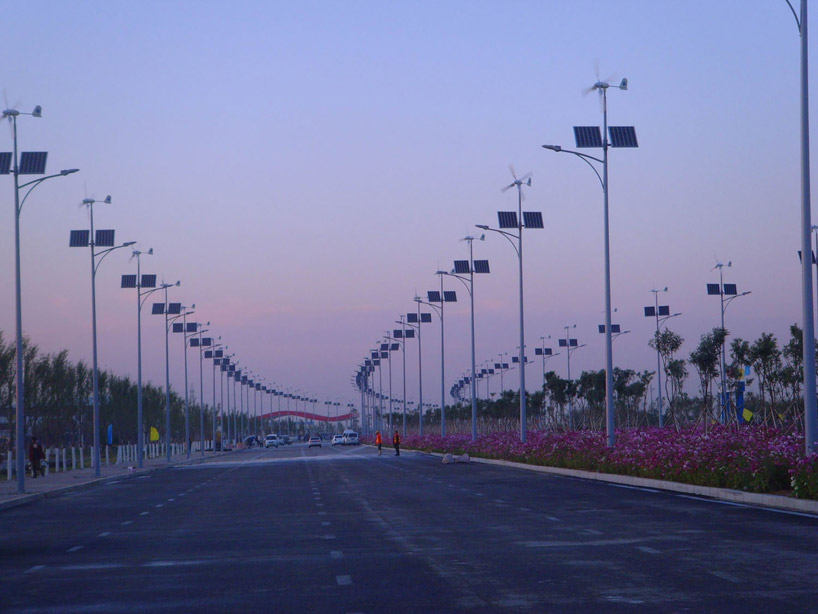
top-left (1, 1), bottom-right (814, 416)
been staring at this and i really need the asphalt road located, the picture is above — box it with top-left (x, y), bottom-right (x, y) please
top-left (1, 442), bottom-right (817, 613)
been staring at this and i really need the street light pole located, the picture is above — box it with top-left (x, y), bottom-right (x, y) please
top-left (3, 104), bottom-right (78, 492)
top-left (70, 195), bottom-right (134, 476)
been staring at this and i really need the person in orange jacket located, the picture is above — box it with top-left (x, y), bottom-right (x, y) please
top-left (393, 430), bottom-right (400, 456)
top-left (375, 431), bottom-right (382, 455)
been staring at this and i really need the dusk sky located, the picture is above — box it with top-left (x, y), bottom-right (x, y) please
top-left (1, 1), bottom-right (814, 415)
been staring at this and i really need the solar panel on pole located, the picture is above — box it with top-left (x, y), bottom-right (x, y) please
top-left (443, 291), bottom-right (457, 302)
top-left (172, 323), bottom-right (184, 333)
top-left (644, 306), bottom-right (656, 317)
top-left (453, 260), bottom-right (470, 274)
top-left (512, 357), bottom-right (519, 363)
top-left (611, 324), bottom-right (621, 334)
top-left (559, 339), bottom-right (567, 347)
top-left (202, 338), bottom-right (212, 346)
top-left (167, 303), bottom-right (182, 315)
top-left (658, 306), bottom-right (670, 316)
top-left (220, 364), bottom-right (227, 372)
top-left (205, 351), bottom-right (213, 359)
top-left (393, 329), bottom-right (403, 338)
top-left (544, 348), bottom-right (552, 355)
top-left (405, 329), bottom-right (415, 338)
top-left (723, 283), bottom-right (738, 296)
top-left (502, 363), bottom-right (509, 369)
top-left (95, 229), bottom-right (115, 247)
top-left (152, 303), bottom-right (165, 315)
top-left (121, 274), bottom-right (137, 288)
top-left (407, 313), bottom-right (418, 323)
top-left (371, 351), bottom-right (378, 359)
top-left (706, 284), bottom-right (721, 295)
top-left (522, 212), bottom-right (544, 229)
top-left (141, 274), bottom-right (157, 288)
top-left (473, 260), bottom-right (490, 274)
top-left (190, 338), bottom-right (200, 347)
top-left (185, 322), bottom-right (197, 333)
top-left (570, 339), bottom-right (578, 347)
top-left (390, 343), bottom-right (399, 351)
top-left (69, 230), bottom-right (90, 247)
top-left (380, 352), bottom-right (388, 359)
top-left (535, 348), bottom-right (543, 355)
top-left (498, 211), bottom-right (518, 229)
top-left (427, 291), bottom-right (441, 303)
top-left (0, 152), bottom-right (11, 175)
top-left (573, 126), bottom-right (602, 148)
top-left (420, 313), bottom-right (432, 323)
top-left (380, 343), bottom-right (389, 351)
top-left (609, 126), bottom-right (639, 148)
top-left (18, 151), bottom-right (47, 174)
top-left (214, 350), bottom-right (223, 358)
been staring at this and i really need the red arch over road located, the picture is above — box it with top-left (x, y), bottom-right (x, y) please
top-left (259, 411), bottom-right (355, 423)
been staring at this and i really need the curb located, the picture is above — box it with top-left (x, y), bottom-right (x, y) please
top-left (0, 450), bottom-right (229, 512)
top-left (417, 450), bottom-right (818, 516)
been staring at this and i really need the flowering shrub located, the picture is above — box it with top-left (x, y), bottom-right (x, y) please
top-left (369, 426), bottom-right (817, 499)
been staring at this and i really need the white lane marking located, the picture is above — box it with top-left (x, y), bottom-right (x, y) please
top-left (709, 570), bottom-right (741, 583)
top-left (519, 507), bottom-right (531, 512)
top-left (637, 546), bottom-right (660, 554)
top-left (677, 495), bottom-right (749, 508)
top-left (24, 565), bottom-right (45, 574)
top-left (179, 493), bottom-right (186, 497)
top-left (62, 563), bottom-right (124, 570)
top-left (330, 551), bottom-right (343, 559)
top-left (155, 504), bottom-right (164, 508)
top-left (322, 521), bottom-right (331, 526)
top-left (98, 532), bottom-right (111, 538)
top-left (546, 516), bottom-right (561, 522)
top-left (67, 546), bottom-right (84, 553)
top-left (121, 521), bottom-right (133, 526)
top-left (336, 575), bottom-right (352, 585)
top-left (316, 503), bottom-right (324, 507)
top-left (324, 535), bottom-right (337, 540)
top-left (608, 483), bottom-right (660, 493)
top-left (142, 560), bottom-right (209, 568)
top-left (318, 511), bottom-right (327, 516)
top-left (140, 512), bottom-right (150, 516)
top-left (167, 498), bottom-right (175, 502)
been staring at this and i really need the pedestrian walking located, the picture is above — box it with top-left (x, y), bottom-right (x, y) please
top-left (393, 430), bottom-right (400, 456)
top-left (375, 431), bottom-right (383, 455)
top-left (29, 437), bottom-right (45, 478)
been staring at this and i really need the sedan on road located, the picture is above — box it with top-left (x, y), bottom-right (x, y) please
top-left (331, 435), bottom-right (344, 446)
top-left (308, 436), bottom-right (322, 448)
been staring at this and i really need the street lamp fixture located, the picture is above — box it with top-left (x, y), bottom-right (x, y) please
top-left (151, 282), bottom-right (182, 461)
top-left (707, 262), bottom-right (751, 423)
top-left (644, 288), bottom-right (682, 427)
top-left (441, 235), bottom-right (489, 441)
top-left (559, 324), bottom-right (586, 429)
top-left (69, 194), bottom-right (134, 476)
top-left (542, 77), bottom-right (637, 447)
top-left (477, 168), bottom-right (543, 443)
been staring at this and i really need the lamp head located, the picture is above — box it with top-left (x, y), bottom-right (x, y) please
top-left (476, 224), bottom-right (489, 230)
top-left (123, 241), bottom-right (137, 247)
top-left (542, 144), bottom-right (562, 152)
top-left (32, 105), bottom-right (42, 118)
top-left (60, 168), bottom-right (80, 175)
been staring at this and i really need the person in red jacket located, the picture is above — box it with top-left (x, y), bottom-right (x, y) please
top-left (375, 431), bottom-right (382, 455)
top-left (393, 430), bottom-right (400, 456)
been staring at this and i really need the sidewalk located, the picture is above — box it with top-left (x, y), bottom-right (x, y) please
top-left (0, 450), bottom-right (230, 512)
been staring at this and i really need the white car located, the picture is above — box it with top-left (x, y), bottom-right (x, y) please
top-left (342, 431), bottom-right (359, 446)
top-left (331, 434), bottom-right (344, 446)
top-left (265, 434), bottom-right (280, 448)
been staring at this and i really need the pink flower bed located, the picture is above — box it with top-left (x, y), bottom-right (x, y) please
top-left (371, 427), bottom-right (818, 499)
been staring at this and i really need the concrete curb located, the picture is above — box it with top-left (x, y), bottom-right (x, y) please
top-left (417, 450), bottom-right (818, 516)
top-left (0, 450), bottom-right (229, 512)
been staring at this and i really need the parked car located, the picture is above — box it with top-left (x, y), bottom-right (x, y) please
top-left (308, 436), bottom-right (322, 448)
top-left (342, 430), bottom-right (359, 446)
top-left (331, 434), bottom-right (344, 446)
top-left (265, 434), bottom-right (280, 448)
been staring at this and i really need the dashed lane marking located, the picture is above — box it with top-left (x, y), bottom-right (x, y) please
top-left (336, 575), bottom-right (352, 586)
top-left (67, 546), bottom-right (84, 553)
